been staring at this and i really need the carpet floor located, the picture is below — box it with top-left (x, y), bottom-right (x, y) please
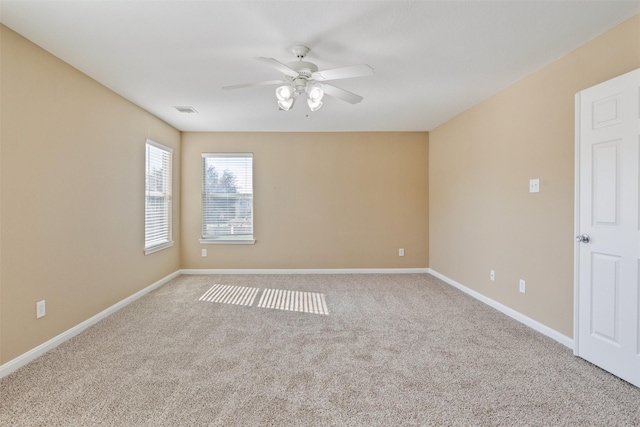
top-left (1, 273), bottom-right (639, 426)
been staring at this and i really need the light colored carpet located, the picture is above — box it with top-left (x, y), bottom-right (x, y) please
top-left (1, 274), bottom-right (639, 426)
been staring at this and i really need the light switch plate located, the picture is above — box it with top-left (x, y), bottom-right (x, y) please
top-left (529, 179), bottom-right (540, 193)
top-left (36, 300), bottom-right (46, 319)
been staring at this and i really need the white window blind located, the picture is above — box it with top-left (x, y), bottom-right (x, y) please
top-left (201, 153), bottom-right (254, 243)
top-left (145, 140), bottom-right (173, 254)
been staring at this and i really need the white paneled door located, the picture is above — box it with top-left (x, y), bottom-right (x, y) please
top-left (575, 68), bottom-right (640, 388)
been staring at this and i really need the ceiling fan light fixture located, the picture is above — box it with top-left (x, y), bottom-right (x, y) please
top-left (225, 46), bottom-right (373, 112)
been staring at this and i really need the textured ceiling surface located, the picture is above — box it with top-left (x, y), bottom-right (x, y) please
top-left (2, 1), bottom-right (639, 132)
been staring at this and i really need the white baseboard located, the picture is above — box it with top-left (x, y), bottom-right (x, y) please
top-left (0, 270), bottom-right (181, 379)
top-left (180, 268), bottom-right (430, 275)
top-left (428, 269), bottom-right (574, 349)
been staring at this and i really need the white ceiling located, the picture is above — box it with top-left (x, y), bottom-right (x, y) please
top-left (2, 1), bottom-right (639, 132)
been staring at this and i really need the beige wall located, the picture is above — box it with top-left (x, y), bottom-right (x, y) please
top-left (181, 132), bottom-right (429, 269)
top-left (429, 15), bottom-right (640, 338)
top-left (0, 26), bottom-right (181, 364)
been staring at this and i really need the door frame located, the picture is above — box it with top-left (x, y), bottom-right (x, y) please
top-left (573, 93), bottom-right (581, 356)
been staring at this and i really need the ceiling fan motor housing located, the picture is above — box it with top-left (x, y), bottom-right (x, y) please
top-left (286, 59), bottom-right (319, 94)
top-left (287, 60), bottom-right (318, 78)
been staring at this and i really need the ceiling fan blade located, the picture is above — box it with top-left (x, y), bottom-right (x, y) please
top-left (222, 79), bottom-right (285, 90)
top-left (320, 83), bottom-right (364, 104)
top-left (312, 64), bottom-right (374, 81)
top-left (256, 57), bottom-right (299, 78)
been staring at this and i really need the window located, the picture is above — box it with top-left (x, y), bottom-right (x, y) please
top-left (201, 153), bottom-right (254, 244)
top-left (144, 140), bottom-right (173, 254)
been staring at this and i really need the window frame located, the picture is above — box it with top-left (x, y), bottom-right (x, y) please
top-left (200, 153), bottom-right (255, 245)
top-left (144, 139), bottom-right (174, 254)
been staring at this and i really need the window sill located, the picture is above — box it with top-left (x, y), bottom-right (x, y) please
top-left (200, 238), bottom-right (255, 245)
top-left (144, 241), bottom-right (174, 255)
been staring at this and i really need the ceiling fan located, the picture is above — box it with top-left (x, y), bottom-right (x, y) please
top-left (222, 45), bottom-right (374, 112)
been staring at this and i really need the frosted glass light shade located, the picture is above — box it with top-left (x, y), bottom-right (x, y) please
top-left (278, 98), bottom-right (294, 111)
top-left (307, 86), bottom-right (324, 102)
top-left (275, 85), bottom-right (293, 101)
top-left (307, 99), bottom-right (323, 111)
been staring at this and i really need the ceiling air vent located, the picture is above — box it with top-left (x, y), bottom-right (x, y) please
top-left (174, 106), bottom-right (198, 114)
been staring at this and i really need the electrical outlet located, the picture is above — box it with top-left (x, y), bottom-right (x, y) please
top-left (519, 279), bottom-right (526, 294)
top-left (398, 248), bottom-right (404, 257)
top-left (36, 300), bottom-right (46, 319)
top-left (201, 249), bottom-right (207, 257)
top-left (490, 270), bottom-right (495, 281)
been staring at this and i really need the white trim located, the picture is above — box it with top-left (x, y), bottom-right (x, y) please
top-left (0, 270), bottom-right (181, 379)
top-left (573, 92), bottom-right (582, 357)
top-left (145, 140), bottom-right (173, 253)
top-left (145, 138), bottom-right (173, 153)
top-left (199, 239), bottom-right (255, 245)
top-left (181, 268), bottom-right (430, 275)
top-left (202, 152), bottom-right (252, 158)
top-left (201, 153), bottom-right (254, 244)
top-left (428, 268), bottom-right (574, 349)
top-left (144, 240), bottom-right (174, 255)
